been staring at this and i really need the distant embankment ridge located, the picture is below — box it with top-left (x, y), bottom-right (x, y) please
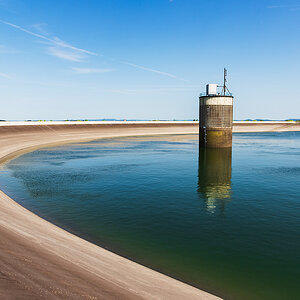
top-left (0, 121), bottom-right (298, 163)
top-left (1, 120), bottom-right (299, 166)
top-left (0, 120), bottom-right (299, 132)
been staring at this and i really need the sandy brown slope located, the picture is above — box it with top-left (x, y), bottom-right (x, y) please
top-left (0, 224), bottom-right (141, 300)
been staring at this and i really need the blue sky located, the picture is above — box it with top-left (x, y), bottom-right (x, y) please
top-left (0, 0), bottom-right (299, 120)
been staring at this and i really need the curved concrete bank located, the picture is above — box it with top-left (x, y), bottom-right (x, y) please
top-left (0, 121), bottom-right (299, 299)
top-left (232, 121), bottom-right (300, 132)
top-left (0, 122), bottom-right (220, 300)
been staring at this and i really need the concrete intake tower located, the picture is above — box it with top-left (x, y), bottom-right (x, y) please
top-left (199, 69), bottom-right (234, 148)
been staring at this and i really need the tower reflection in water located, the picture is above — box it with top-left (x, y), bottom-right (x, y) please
top-left (198, 148), bottom-right (232, 213)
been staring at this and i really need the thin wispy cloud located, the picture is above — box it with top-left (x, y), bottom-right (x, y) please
top-left (51, 36), bottom-right (97, 55)
top-left (267, 4), bottom-right (300, 10)
top-left (28, 23), bottom-right (49, 35)
top-left (122, 62), bottom-right (188, 81)
top-left (72, 67), bottom-right (113, 74)
top-left (0, 19), bottom-right (188, 81)
top-left (0, 44), bottom-right (20, 54)
top-left (0, 20), bottom-right (97, 55)
top-left (0, 72), bottom-right (11, 79)
top-left (26, 80), bottom-right (75, 88)
top-left (123, 62), bottom-right (177, 78)
top-left (48, 47), bottom-right (85, 62)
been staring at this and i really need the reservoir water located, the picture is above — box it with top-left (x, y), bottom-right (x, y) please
top-left (0, 132), bottom-right (299, 299)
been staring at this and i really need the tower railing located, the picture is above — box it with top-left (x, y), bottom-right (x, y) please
top-left (199, 91), bottom-right (233, 97)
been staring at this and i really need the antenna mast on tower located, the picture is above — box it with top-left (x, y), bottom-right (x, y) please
top-left (221, 68), bottom-right (231, 96)
top-left (222, 68), bottom-right (227, 95)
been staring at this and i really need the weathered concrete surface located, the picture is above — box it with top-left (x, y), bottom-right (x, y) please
top-left (0, 122), bottom-right (221, 300)
top-left (233, 121), bottom-right (300, 132)
top-left (199, 128), bottom-right (233, 148)
top-left (199, 96), bottom-right (234, 148)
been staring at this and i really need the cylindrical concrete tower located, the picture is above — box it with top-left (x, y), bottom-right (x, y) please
top-left (199, 69), bottom-right (234, 148)
top-left (199, 95), bottom-right (233, 148)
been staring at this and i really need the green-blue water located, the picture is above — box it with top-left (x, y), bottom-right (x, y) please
top-left (0, 132), bottom-right (300, 300)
